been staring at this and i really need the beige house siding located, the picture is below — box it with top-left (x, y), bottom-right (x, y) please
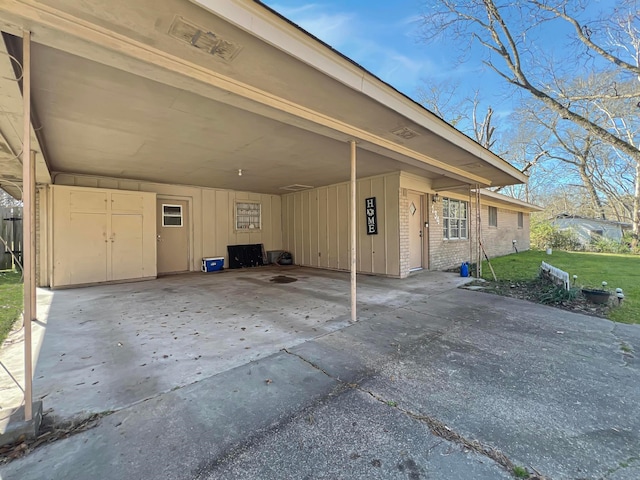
top-left (52, 173), bottom-right (283, 275)
top-left (281, 173), bottom-right (401, 276)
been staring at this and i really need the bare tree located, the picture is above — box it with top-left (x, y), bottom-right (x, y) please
top-left (0, 189), bottom-right (21, 208)
top-left (419, 0), bottom-right (640, 245)
top-left (417, 86), bottom-right (504, 152)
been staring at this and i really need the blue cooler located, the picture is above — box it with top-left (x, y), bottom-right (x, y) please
top-left (202, 257), bottom-right (224, 272)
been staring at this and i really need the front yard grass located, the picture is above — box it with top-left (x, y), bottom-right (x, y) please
top-left (480, 250), bottom-right (640, 324)
top-left (0, 270), bottom-right (23, 345)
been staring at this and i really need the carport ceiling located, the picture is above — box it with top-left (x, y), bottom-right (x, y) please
top-left (31, 44), bottom-right (438, 194)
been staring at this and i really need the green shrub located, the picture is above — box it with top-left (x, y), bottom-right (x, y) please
top-left (589, 237), bottom-right (631, 254)
top-left (530, 218), bottom-right (581, 251)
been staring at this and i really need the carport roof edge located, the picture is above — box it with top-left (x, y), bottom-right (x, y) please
top-left (0, 0), bottom-right (528, 192)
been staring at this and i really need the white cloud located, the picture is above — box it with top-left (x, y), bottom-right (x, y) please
top-left (268, 3), bottom-right (356, 48)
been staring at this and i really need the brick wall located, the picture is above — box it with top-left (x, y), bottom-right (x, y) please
top-left (427, 195), bottom-right (531, 271)
top-left (482, 207), bottom-right (530, 258)
top-left (399, 189), bottom-right (410, 278)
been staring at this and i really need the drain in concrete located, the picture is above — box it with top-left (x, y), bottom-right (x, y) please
top-left (270, 276), bottom-right (298, 284)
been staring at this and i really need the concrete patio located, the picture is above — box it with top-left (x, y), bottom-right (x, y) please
top-left (2, 266), bottom-right (471, 421)
top-left (1, 267), bottom-right (639, 479)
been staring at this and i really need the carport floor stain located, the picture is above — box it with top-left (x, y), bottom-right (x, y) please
top-left (269, 275), bottom-right (298, 284)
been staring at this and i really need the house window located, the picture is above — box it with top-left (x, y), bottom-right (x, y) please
top-left (443, 198), bottom-right (468, 240)
top-left (235, 201), bottom-right (261, 231)
top-left (162, 204), bottom-right (183, 227)
top-left (488, 206), bottom-right (498, 227)
top-left (518, 212), bottom-right (524, 229)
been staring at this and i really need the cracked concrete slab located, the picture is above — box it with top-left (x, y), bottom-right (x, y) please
top-left (1, 268), bottom-right (638, 479)
top-left (199, 388), bottom-right (512, 480)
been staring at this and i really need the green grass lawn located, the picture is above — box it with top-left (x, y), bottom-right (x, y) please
top-left (481, 250), bottom-right (640, 324)
top-left (0, 270), bottom-right (23, 345)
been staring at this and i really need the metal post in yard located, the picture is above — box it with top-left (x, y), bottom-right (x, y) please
top-left (350, 140), bottom-right (357, 323)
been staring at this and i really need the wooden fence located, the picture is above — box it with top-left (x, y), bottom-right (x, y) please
top-left (1, 206), bottom-right (22, 271)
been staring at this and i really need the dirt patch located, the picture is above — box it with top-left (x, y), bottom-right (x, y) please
top-left (0, 411), bottom-right (111, 464)
top-left (463, 278), bottom-right (613, 318)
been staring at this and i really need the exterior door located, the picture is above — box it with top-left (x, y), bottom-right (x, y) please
top-left (111, 214), bottom-right (144, 281)
top-left (408, 192), bottom-right (423, 270)
top-left (156, 199), bottom-right (189, 274)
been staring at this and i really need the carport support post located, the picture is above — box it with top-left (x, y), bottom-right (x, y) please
top-left (350, 140), bottom-right (357, 323)
top-left (22, 30), bottom-right (34, 422)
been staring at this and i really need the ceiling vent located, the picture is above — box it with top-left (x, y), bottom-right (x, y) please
top-left (280, 184), bottom-right (314, 192)
top-left (391, 126), bottom-right (420, 140)
top-left (169, 16), bottom-right (243, 62)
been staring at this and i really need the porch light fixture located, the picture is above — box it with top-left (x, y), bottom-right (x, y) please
top-left (432, 193), bottom-right (440, 203)
top-left (238, 169), bottom-right (243, 176)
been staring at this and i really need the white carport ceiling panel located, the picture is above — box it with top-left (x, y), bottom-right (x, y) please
top-left (31, 43), bottom-right (432, 193)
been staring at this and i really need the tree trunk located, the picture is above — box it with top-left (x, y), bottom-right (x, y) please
top-left (577, 161), bottom-right (606, 219)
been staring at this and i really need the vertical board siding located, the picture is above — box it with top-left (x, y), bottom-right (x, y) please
top-left (282, 173), bottom-right (400, 276)
top-left (371, 176), bottom-right (387, 274)
top-left (53, 174), bottom-right (282, 273)
top-left (318, 188), bottom-right (328, 268)
top-left (309, 191), bottom-right (319, 267)
top-left (337, 184), bottom-right (349, 270)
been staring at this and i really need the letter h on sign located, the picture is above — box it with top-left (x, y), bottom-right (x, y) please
top-left (365, 197), bottom-right (378, 235)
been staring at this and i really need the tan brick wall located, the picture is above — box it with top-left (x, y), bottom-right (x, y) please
top-left (482, 207), bottom-right (530, 258)
top-left (427, 196), bottom-right (531, 271)
top-left (427, 196), bottom-right (473, 271)
top-left (399, 189), bottom-right (410, 278)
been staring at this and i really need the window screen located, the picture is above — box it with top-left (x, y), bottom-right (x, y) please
top-left (162, 204), bottom-right (183, 227)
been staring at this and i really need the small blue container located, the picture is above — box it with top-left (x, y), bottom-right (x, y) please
top-left (460, 262), bottom-right (469, 277)
top-left (202, 257), bottom-right (224, 272)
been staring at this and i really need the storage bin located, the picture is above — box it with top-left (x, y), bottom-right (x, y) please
top-left (202, 257), bottom-right (224, 272)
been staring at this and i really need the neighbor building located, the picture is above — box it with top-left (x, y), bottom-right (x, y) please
top-left (552, 214), bottom-right (631, 247)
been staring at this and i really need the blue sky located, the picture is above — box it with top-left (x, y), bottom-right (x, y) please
top-left (263, 0), bottom-right (509, 119)
top-left (261, 0), bottom-right (620, 135)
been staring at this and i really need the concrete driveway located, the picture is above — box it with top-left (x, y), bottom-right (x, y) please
top-left (1, 267), bottom-right (639, 479)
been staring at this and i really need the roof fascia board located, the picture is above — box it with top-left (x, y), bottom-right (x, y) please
top-left (193, 0), bottom-right (527, 184)
top-left (478, 189), bottom-right (542, 211)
